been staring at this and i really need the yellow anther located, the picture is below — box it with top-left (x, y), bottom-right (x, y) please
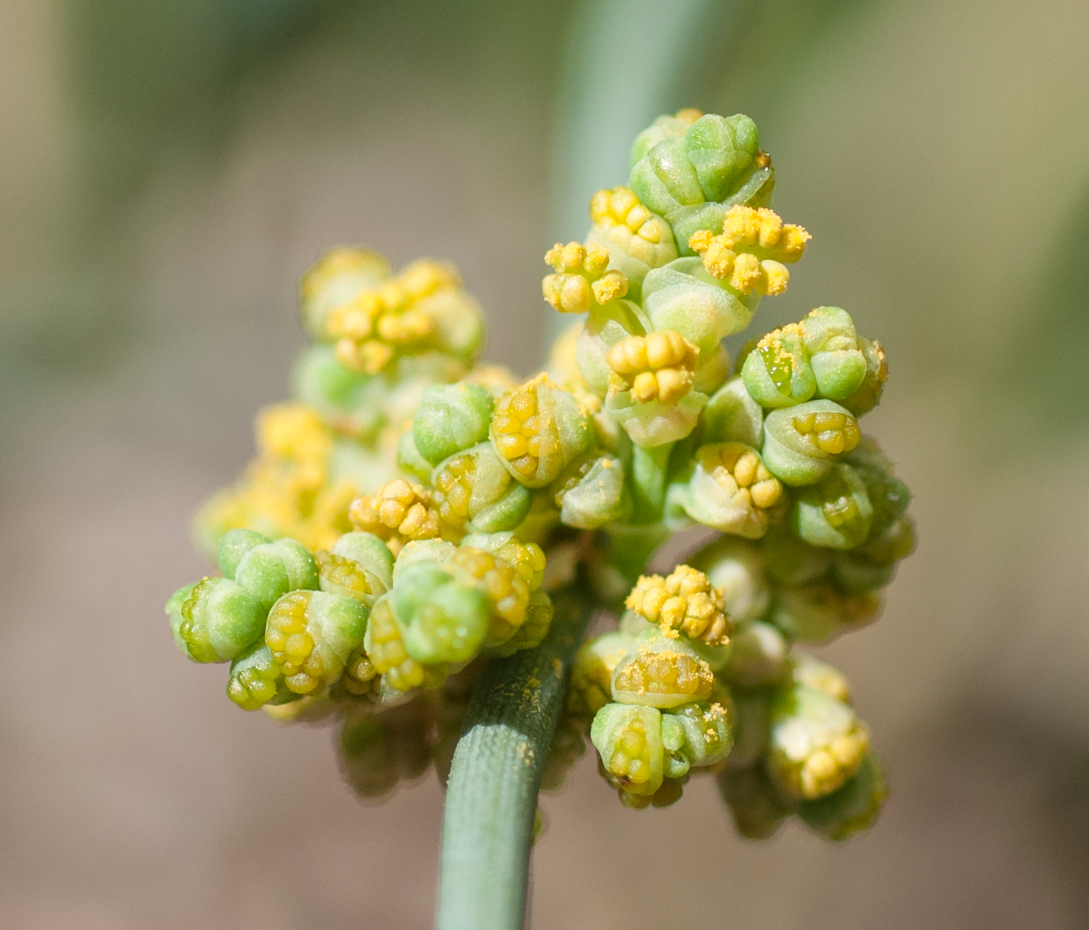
top-left (689, 205), bottom-right (809, 296)
top-left (605, 331), bottom-right (699, 404)
top-left (348, 479), bottom-right (442, 553)
top-left (449, 546), bottom-right (531, 645)
top-left (696, 444), bottom-right (784, 511)
top-left (625, 565), bottom-right (731, 647)
top-left (542, 241), bottom-right (628, 314)
top-left (490, 374), bottom-right (573, 483)
top-left (612, 643), bottom-right (714, 703)
top-left (589, 187), bottom-right (664, 244)
top-left (792, 410), bottom-right (861, 455)
top-left (366, 598), bottom-right (425, 692)
top-left (265, 591), bottom-right (326, 694)
top-left (315, 550), bottom-right (375, 603)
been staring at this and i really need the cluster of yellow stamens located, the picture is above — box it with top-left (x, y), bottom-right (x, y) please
top-left (227, 652), bottom-right (283, 710)
top-left (315, 550), bottom-right (377, 602)
top-left (490, 376), bottom-right (559, 481)
top-left (430, 454), bottom-right (477, 533)
top-left (348, 479), bottom-right (442, 552)
top-left (612, 642), bottom-right (714, 705)
top-left (605, 330), bottom-right (699, 403)
top-left (542, 241), bottom-right (628, 313)
top-left (264, 591), bottom-right (327, 694)
top-left (792, 409), bottom-right (861, 455)
top-left (365, 597), bottom-right (425, 692)
top-left (449, 547), bottom-right (530, 645)
top-left (625, 565), bottom-right (731, 646)
top-left (341, 649), bottom-right (379, 696)
top-left (325, 259), bottom-right (461, 373)
top-left (604, 715), bottom-right (655, 792)
top-left (689, 205), bottom-right (809, 296)
top-left (771, 718), bottom-right (870, 800)
top-left (590, 187), bottom-right (666, 244)
top-left (696, 444), bottom-right (784, 511)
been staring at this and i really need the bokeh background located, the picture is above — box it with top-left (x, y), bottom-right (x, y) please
top-left (3, 0), bottom-right (1089, 927)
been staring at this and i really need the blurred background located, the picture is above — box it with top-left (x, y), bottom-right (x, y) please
top-left (3, 0), bottom-right (1089, 926)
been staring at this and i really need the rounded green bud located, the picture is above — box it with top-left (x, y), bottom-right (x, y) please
top-left (485, 588), bottom-right (553, 658)
top-left (168, 577), bottom-right (265, 663)
top-left (490, 375), bottom-right (595, 488)
top-left (690, 536), bottom-right (770, 623)
top-left (798, 752), bottom-right (886, 841)
top-left (227, 642), bottom-right (294, 711)
top-left (390, 561), bottom-right (489, 664)
top-left (643, 259), bottom-right (754, 351)
top-left (630, 113), bottom-right (691, 166)
top-left (668, 691), bottom-right (734, 768)
top-left (292, 345), bottom-right (388, 442)
top-left (660, 713), bottom-right (691, 779)
top-left (801, 307), bottom-right (868, 401)
top-left (684, 113), bottom-right (760, 202)
top-left (770, 583), bottom-right (881, 643)
top-left (610, 636), bottom-right (715, 709)
top-left (846, 439), bottom-right (911, 536)
top-left (741, 326), bottom-right (816, 408)
top-left (165, 582), bottom-right (196, 653)
top-left (606, 388), bottom-right (708, 448)
top-left (790, 464), bottom-right (874, 549)
top-left (397, 425), bottom-right (434, 481)
top-left (717, 765), bottom-right (794, 839)
top-left (413, 383), bottom-right (495, 466)
top-left (702, 376), bottom-right (764, 447)
top-left (393, 538), bottom-right (457, 578)
top-left (766, 683), bottom-right (870, 800)
top-left (552, 453), bottom-right (630, 529)
top-left (219, 532), bottom-right (320, 611)
top-left (761, 400), bottom-right (861, 486)
top-left (590, 702), bottom-right (665, 800)
top-left (832, 515), bottom-right (915, 592)
top-left (840, 338), bottom-right (887, 416)
top-left (630, 136), bottom-right (705, 217)
top-left (330, 531), bottom-right (394, 591)
top-left (722, 620), bottom-right (789, 688)
top-left (265, 590), bottom-right (369, 693)
top-left (568, 630), bottom-right (638, 719)
top-left (431, 442), bottom-right (534, 535)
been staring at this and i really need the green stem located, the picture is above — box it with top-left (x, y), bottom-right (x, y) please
top-left (436, 588), bottom-right (595, 930)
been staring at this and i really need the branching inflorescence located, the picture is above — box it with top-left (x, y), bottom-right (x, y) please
top-left (168, 108), bottom-right (913, 846)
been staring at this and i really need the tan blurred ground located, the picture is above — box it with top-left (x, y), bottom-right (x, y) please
top-left (2, 1), bottom-right (1089, 927)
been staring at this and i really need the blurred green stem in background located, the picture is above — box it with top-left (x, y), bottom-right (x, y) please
top-left (436, 587), bottom-right (594, 930)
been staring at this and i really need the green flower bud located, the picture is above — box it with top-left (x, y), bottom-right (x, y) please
top-left (721, 621), bottom-right (789, 688)
top-left (337, 703), bottom-right (433, 799)
top-left (393, 538), bottom-right (457, 577)
top-left (610, 635), bottom-right (715, 709)
top-left (668, 691), bottom-right (734, 768)
top-left (684, 113), bottom-right (761, 202)
top-left (766, 683), bottom-right (870, 800)
top-left (629, 113), bottom-right (692, 166)
top-left (667, 442), bottom-right (784, 538)
top-left (217, 530), bottom-right (320, 611)
top-left (617, 609), bottom-right (657, 639)
top-left (798, 752), bottom-right (886, 841)
top-left (575, 298), bottom-right (649, 395)
top-left (643, 259), bottom-right (754, 352)
top-left (227, 642), bottom-right (295, 711)
top-left (413, 383), bottom-right (495, 466)
top-left (292, 345), bottom-right (388, 442)
top-left (702, 376), bottom-right (764, 447)
top-left (389, 561), bottom-right (490, 665)
top-left (727, 691), bottom-right (770, 769)
top-left (316, 532), bottom-right (394, 607)
top-left (363, 595), bottom-right (428, 692)
top-left (761, 400), bottom-right (861, 486)
top-left (485, 588), bottom-right (554, 658)
top-left (265, 590), bottom-right (368, 694)
top-left (801, 307), bottom-right (868, 401)
top-left (846, 439), bottom-right (911, 536)
top-left (717, 765), bottom-right (793, 839)
top-left (299, 247), bottom-right (390, 340)
top-left (791, 653), bottom-right (851, 703)
top-left (490, 375), bottom-right (595, 488)
top-left (832, 515), bottom-right (915, 592)
top-left (660, 714), bottom-right (691, 780)
top-left (568, 630), bottom-right (638, 719)
top-left (770, 584), bottom-right (881, 643)
top-left (839, 338), bottom-right (888, 416)
top-left (551, 453), bottom-right (630, 529)
top-left (790, 464), bottom-right (874, 549)
top-left (590, 703), bottom-right (665, 800)
top-left (605, 387), bottom-right (708, 448)
top-left (431, 442), bottom-right (533, 535)
top-left (741, 324), bottom-right (816, 408)
top-left (690, 536), bottom-right (770, 623)
top-left (167, 577), bottom-right (265, 663)
top-left (630, 135), bottom-right (705, 217)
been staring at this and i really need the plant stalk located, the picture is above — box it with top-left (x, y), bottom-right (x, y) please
top-left (436, 587), bottom-right (594, 930)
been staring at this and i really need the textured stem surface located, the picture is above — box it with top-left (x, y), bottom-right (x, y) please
top-left (436, 588), bottom-right (593, 930)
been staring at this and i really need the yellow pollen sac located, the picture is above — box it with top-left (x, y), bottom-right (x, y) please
top-left (605, 331), bottom-right (699, 404)
top-left (491, 374), bottom-right (584, 486)
top-left (542, 241), bottom-right (628, 313)
top-left (264, 592), bottom-right (327, 694)
top-left (365, 598), bottom-right (425, 692)
top-left (625, 565), bottom-right (731, 647)
top-left (611, 643), bottom-right (714, 708)
top-left (315, 550), bottom-right (374, 603)
top-left (792, 410), bottom-right (861, 455)
top-left (431, 453), bottom-right (476, 533)
top-left (689, 206), bottom-right (809, 296)
top-left (590, 187), bottom-right (663, 244)
top-left (341, 649), bottom-right (379, 696)
top-left (348, 480), bottom-right (442, 553)
top-left (449, 547), bottom-right (530, 645)
top-left (697, 444), bottom-right (784, 510)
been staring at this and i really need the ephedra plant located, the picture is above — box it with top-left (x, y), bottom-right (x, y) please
top-left (166, 107), bottom-right (914, 929)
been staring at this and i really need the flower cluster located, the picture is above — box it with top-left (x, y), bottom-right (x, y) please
top-left (166, 108), bottom-right (912, 838)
